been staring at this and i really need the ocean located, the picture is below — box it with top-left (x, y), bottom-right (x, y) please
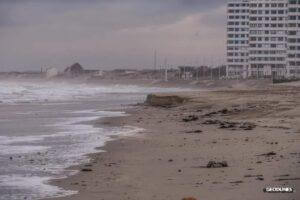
top-left (0, 80), bottom-right (185, 200)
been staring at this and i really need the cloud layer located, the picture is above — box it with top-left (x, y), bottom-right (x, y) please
top-left (0, 0), bottom-right (227, 71)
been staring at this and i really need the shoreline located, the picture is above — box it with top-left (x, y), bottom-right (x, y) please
top-left (45, 109), bottom-right (146, 200)
top-left (46, 87), bottom-right (300, 200)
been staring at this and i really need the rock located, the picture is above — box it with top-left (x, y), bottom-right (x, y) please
top-left (168, 159), bottom-right (173, 162)
top-left (206, 161), bottom-right (228, 168)
top-left (145, 94), bottom-right (187, 107)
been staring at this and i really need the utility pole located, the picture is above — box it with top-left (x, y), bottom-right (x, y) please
top-left (203, 57), bottom-right (205, 79)
top-left (196, 60), bottom-right (199, 80)
top-left (218, 58), bottom-right (221, 80)
top-left (210, 57), bottom-right (213, 80)
top-left (163, 58), bottom-right (167, 81)
top-left (154, 49), bottom-right (157, 71)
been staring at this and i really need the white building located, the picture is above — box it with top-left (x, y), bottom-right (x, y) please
top-left (227, 0), bottom-right (250, 79)
top-left (287, 0), bottom-right (300, 77)
top-left (227, 0), bottom-right (300, 79)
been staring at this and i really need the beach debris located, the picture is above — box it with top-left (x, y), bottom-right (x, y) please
top-left (229, 180), bottom-right (243, 184)
top-left (194, 130), bottom-right (203, 133)
top-left (256, 177), bottom-right (264, 181)
top-left (168, 159), bottom-right (174, 162)
top-left (257, 151), bottom-right (277, 157)
top-left (244, 174), bottom-right (263, 178)
top-left (206, 161), bottom-right (228, 168)
top-left (219, 108), bottom-right (229, 114)
top-left (9, 156), bottom-right (13, 160)
top-left (203, 108), bottom-right (240, 117)
top-left (182, 115), bottom-right (199, 122)
top-left (105, 162), bottom-right (117, 167)
top-left (275, 177), bottom-right (300, 181)
top-left (203, 119), bottom-right (220, 125)
top-left (219, 122), bottom-right (236, 129)
top-left (203, 119), bottom-right (256, 130)
top-left (239, 122), bottom-right (256, 130)
top-left (274, 174), bottom-right (290, 178)
top-left (203, 112), bottom-right (217, 117)
top-left (81, 168), bottom-right (93, 172)
top-left (145, 94), bottom-right (187, 107)
top-left (262, 125), bottom-right (291, 130)
top-left (212, 181), bottom-right (222, 184)
top-left (186, 130), bottom-right (203, 134)
top-left (182, 197), bottom-right (197, 200)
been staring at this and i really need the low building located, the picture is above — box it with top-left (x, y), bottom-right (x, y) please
top-left (46, 67), bottom-right (59, 78)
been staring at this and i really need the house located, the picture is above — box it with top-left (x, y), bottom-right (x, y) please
top-left (46, 67), bottom-right (59, 78)
top-left (64, 63), bottom-right (84, 77)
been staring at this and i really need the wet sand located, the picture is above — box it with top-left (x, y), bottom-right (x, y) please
top-left (47, 85), bottom-right (300, 200)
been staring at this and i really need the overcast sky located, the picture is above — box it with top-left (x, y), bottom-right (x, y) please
top-left (0, 0), bottom-right (227, 71)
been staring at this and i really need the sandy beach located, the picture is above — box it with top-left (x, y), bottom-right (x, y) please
top-left (47, 83), bottom-right (300, 200)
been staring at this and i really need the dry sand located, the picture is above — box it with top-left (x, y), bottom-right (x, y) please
top-left (47, 84), bottom-right (300, 200)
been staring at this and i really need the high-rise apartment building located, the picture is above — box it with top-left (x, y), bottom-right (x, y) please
top-left (227, 0), bottom-right (250, 78)
top-left (227, 0), bottom-right (300, 79)
top-left (287, 0), bottom-right (300, 76)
